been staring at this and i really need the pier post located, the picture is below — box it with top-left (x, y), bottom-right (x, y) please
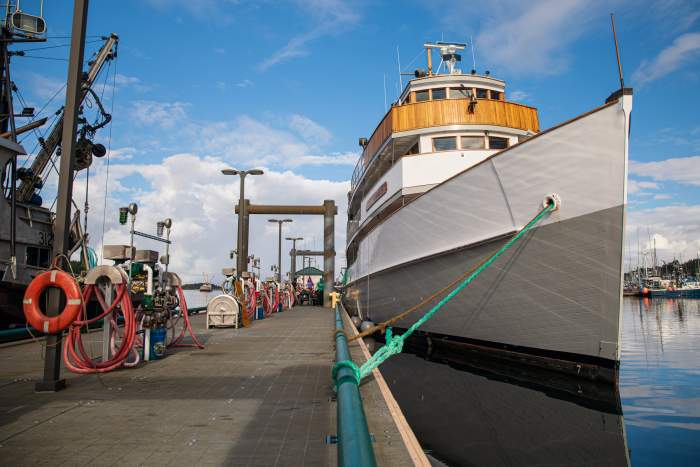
top-left (240, 199), bottom-right (250, 275)
top-left (323, 200), bottom-right (335, 307)
top-left (37, 0), bottom-right (89, 392)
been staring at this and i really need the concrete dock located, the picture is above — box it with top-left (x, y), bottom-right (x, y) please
top-left (0, 306), bottom-right (423, 466)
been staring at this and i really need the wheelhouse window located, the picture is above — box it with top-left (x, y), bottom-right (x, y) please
top-left (404, 93), bottom-right (411, 104)
top-left (415, 90), bottom-right (429, 102)
top-left (26, 246), bottom-right (50, 267)
top-left (433, 136), bottom-right (458, 151)
top-left (476, 88), bottom-right (488, 99)
top-left (490, 90), bottom-right (501, 100)
top-left (431, 88), bottom-right (446, 100)
top-left (488, 136), bottom-right (509, 150)
top-left (461, 136), bottom-right (485, 150)
top-left (449, 87), bottom-right (471, 99)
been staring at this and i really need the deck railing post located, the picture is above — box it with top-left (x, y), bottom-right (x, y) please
top-left (333, 303), bottom-right (377, 467)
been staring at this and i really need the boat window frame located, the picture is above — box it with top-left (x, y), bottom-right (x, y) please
top-left (476, 88), bottom-right (488, 99)
top-left (431, 87), bottom-right (447, 100)
top-left (488, 136), bottom-right (509, 150)
top-left (432, 136), bottom-right (458, 152)
top-left (460, 135), bottom-right (486, 150)
top-left (415, 90), bottom-right (430, 102)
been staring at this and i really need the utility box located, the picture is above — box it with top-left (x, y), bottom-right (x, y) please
top-left (206, 294), bottom-right (240, 329)
top-left (103, 244), bottom-right (135, 261)
top-left (134, 249), bottom-right (159, 263)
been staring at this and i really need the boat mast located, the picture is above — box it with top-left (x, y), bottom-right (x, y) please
top-left (1, 1), bottom-right (47, 279)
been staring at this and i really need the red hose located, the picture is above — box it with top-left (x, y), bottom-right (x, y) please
top-left (262, 284), bottom-right (274, 317)
top-left (169, 286), bottom-right (204, 349)
top-left (273, 286), bottom-right (280, 312)
top-left (63, 281), bottom-right (137, 374)
top-left (245, 282), bottom-right (256, 321)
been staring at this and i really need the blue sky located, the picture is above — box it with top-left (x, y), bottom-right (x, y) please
top-left (12, 0), bottom-right (700, 279)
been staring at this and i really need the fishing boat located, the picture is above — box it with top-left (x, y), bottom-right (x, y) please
top-left (0, 5), bottom-right (118, 328)
top-left (343, 41), bottom-right (632, 379)
top-left (199, 273), bottom-right (213, 292)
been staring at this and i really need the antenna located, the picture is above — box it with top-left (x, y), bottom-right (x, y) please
top-left (396, 45), bottom-right (403, 90)
top-left (470, 35), bottom-right (476, 71)
top-left (383, 73), bottom-right (387, 112)
top-left (610, 13), bottom-right (624, 89)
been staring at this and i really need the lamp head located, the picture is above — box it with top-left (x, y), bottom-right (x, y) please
top-left (128, 203), bottom-right (138, 215)
top-left (248, 169), bottom-right (264, 176)
top-left (221, 168), bottom-right (239, 176)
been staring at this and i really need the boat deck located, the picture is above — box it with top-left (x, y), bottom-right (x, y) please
top-left (0, 307), bottom-right (419, 466)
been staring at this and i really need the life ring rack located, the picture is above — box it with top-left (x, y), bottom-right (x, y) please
top-left (23, 269), bottom-right (83, 334)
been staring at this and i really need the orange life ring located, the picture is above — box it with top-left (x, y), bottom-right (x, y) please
top-left (23, 270), bottom-right (82, 334)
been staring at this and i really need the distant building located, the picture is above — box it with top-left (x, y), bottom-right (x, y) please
top-left (295, 266), bottom-right (323, 289)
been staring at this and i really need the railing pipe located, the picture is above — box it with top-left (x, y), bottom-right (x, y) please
top-left (333, 305), bottom-right (377, 467)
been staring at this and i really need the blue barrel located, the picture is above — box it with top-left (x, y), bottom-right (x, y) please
top-left (150, 327), bottom-right (167, 359)
top-left (256, 305), bottom-right (264, 320)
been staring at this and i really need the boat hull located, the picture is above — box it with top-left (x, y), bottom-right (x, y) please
top-left (345, 93), bottom-right (632, 367)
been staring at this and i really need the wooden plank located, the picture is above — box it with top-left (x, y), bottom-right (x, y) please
top-left (341, 307), bottom-right (432, 467)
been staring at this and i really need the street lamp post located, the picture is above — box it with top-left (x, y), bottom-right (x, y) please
top-left (268, 219), bottom-right (293, 282)
top-left (286, 236), bottom-right (303, 286)
top-left (222, 168), bottom-right (263, 278)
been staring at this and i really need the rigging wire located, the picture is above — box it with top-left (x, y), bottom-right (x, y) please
top-left (100, 52), bottom-right (117, 264)
top-left (14, 39), bottom-right (102, 52)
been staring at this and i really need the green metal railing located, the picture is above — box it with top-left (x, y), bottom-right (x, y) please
top-left (332, 304), bottom-right (377, 467)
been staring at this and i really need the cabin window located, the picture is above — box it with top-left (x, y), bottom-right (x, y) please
top-left (433, 136), bottom-right (458, 151)
top-left (461, 136), bottom-right (486, 150)
top-left (449, 87), bottom-right (471, 99)
top-left (476, 88), bottom-right (488, 99)
top-left (488, 136), bottom-right (509, 150)
top-left (431, 88), bottom-right (446, 100)
top-left (404, 93), bottom-right (412, 104)
top-left (415, 90), bottom-right (429, 102)
top-left (406, 142), bottom-right (419, 155)
top-left (490, 90), bottom-right (501, 100)
top-left (26, 246), bottom-right (50, 267)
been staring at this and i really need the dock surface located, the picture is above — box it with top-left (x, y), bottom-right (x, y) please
top-left (0, 306), bottom-right (417, 466)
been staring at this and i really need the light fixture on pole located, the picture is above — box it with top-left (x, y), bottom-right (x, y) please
top-left (222, 168), bottom-right (263, 278)
top-left (286, 236), bottom-right (303, 285)
top-left (268, 218), bottom-right (293, 282)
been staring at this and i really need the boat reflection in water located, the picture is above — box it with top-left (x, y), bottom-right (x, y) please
top-left (379, 337), bottom-right (630, 466)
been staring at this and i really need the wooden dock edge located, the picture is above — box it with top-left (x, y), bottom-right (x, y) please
top-left (340, 303), bottom-right (431, 467)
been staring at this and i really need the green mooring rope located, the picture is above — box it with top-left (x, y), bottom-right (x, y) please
top-left (336, 202), bottom-right (554, 384)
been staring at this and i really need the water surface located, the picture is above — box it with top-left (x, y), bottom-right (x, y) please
top-left (379, 298), bottom-right (700, 466)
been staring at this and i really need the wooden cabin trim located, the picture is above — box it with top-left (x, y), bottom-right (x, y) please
top-left (360, 98), bottom-right (538, 166)
top-left (347, 98), bottom-right (620, 262)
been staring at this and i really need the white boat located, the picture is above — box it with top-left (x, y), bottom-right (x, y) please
top-left (343, 41), bottom-right (632, 380)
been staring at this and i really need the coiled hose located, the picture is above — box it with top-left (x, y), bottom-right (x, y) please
top-left (63, 275), bottom-right (139, 374)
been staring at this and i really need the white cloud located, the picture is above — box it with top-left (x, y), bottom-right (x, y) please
top-left (259, 0), bottom-right (360, 70)
top-left (130, 100), bottom-right (189, 129)
top-left (632, 32), bottom-right (700, 87)
top-left (453, 0), bottom-right (597, 75)
top-left (235, 79), bottom-right (254, 88)
top-left (288, 114), bottom-right (332, 145)
top-left (66, 154), bottom-right (350, 282)
top-left (630, 156), bottom-right (700, 187)
top-left (628, 179), bottom-right (660, 194)
top-left (28, 72), bottom-right (65, 101)
top-left (654, 193), bottom-right (672, 200)
top-left (627, 204), bottom-right (700, 264)
top-left (288, 152), bottom-right (358, 167)
top-left (508, 90), bottom-right (529, 102)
